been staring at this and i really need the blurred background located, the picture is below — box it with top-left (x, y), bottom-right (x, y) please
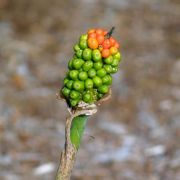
top-left (0, 0), bottom-right (180, 179)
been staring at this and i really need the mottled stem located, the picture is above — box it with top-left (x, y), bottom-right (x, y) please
top-left (56, 107), bottom-right (97, 180)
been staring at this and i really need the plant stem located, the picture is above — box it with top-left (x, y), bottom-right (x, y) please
top-left (56, 106), bottom-right (97, 180)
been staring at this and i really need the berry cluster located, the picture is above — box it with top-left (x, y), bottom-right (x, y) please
top-left (61, 28), bottom-right (121, 107)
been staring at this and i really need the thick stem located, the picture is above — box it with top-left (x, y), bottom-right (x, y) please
top-left (56, 107), bottom-right (97, 180)
top-left (56, 115), bottom-right (77, 180)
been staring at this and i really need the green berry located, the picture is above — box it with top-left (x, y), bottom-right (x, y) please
top-left (76, 50), bottom-right (83, 58)
top-left (82, 48), bottom-right (92, 61)
top-left (104, 55), bottom-right (113, 64)
top-left (104, 65), bottom-right (113, 73)
top-left (69, 70), bottom-right (79, 80)
top-left (102, 75), bottom-right (112, 85)
top-left (78, 71), bottom-right (88, 81)
top-left (68, 59), bottom-right (74, 70)
top-left (82, 61), bottom-right (93, 71)
top-left (80, 34), bottom-right (88, 41)
top-left (94, 61), bottom-right (103, 70)
top-left (85, 79), bottom-right (93, 89)
top-left (113, 52), bottom-right (121, 60)
top-left (111, 67), bottom-right (118, 74)
top-left (69, 99), bottom-right (79, 107)
top-left (97, 68), bottom-right (107, 78)
top-left (70, 90), bottom-right (80, 99)
top-left (66, 80), bottom-right (74, 89)
top-left (98, 93), bottom-right (104, 99)
top-left (79, 39), bottom-right (88, 50)
top-left (83, 93), bottom-right (92, 103)
top-left (73, 80), bottom-right (84, 91)
top-left (72, 58), bottom-right (84, 69)
top-left (61, 87), bottom-right (70, 97)
top-left (88, 68), bottom-right (96, 78)
top-left (111, 58), bottom-right (120, 67)
top-left (73, 44), bottom-right (81, 51)
top-left (92, 49), bottom-right (102, 62)
top-left (98, 85), bottom-right (109, 94)
top-left (63, 78), bottom-right (69, 85)
top-left (93, 76), bottom-right (102, 87)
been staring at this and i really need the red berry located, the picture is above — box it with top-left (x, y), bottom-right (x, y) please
top-left (102, 39), bottom-right (111, 49)
top-left (101, 49), bottom-right (110, 58)
top-left (96, 34), bottom-right (104, 45)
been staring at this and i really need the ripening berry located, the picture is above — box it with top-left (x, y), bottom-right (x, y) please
top-left (104, 55), bottom-right (113, 64)
top-left (114, 42), bottom-right (120, 49)
top-left (110, 47), bottom-right (118, 55)
top-left (88, 28), bottom-right (95, 34)
top-left (88, 32), bottom-right (96, 39)
top-left (113, 52), bottom-right (121, 60)
top-left (101, 49), bottom-right (110, 58)
top-left (102, 39), bottom-right (111, 49)
top-left (80, 34), bottom-right (88, 41)
top-left (88, 38), bottom-right (98, 49)
top-left (96, 28), bottom-right (103, 35)
top-left (96, 34), bottom-right (104, 44)
top-left (109, 37), bottom-right (116, 46)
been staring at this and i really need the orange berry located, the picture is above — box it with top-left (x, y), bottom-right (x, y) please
top-left (96, 28), bottom-right (103, 35)
top-left (102, 49), bottom-right (110, 58)
top-left (88, 32), bottom-right (96, 38)
top-left (102, 39), bottom-right (111, 49)
top-left (109, 37), bottom-right (116, 46)
top-left (98, 45), bottom-right (103, 52)
top-left (88, 28), bottom-right (95, 34)
top-left (88, 38), bottom-right (99, 49)
top-left (110, 46), bottom-right (118, 55)
top-left (114, 42), bottom-right (120, 49)
top-left (96, 34), bottom-right (104, 45)
top-left (103, 31), bottom-right (108, 35)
